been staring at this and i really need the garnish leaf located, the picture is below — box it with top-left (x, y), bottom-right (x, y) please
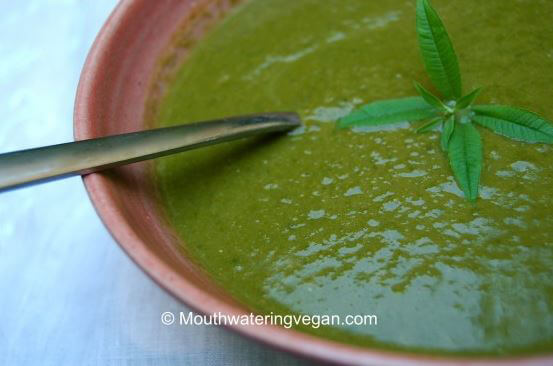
top-left (472, 105), bottom-right (553, 144)
top-left (440, 115), bottom-right (455, 151)
top-left (417, 116), bottom-right (443, 133)
top-left (416, 0), bottom-right (462, 99)
top-left (338, 97), bottom-right (438, 128)
top-left (455, 88), bottom-right (481, 109)
top-left (448, 121), bottom-right (482, 201)
top-left (337, 0), bottom-right (550, 202)
top-left (414, 81), bottom-right (446, 110)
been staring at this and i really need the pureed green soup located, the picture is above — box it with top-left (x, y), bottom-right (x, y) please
top-left (152, 0), bottom-right (553, 356)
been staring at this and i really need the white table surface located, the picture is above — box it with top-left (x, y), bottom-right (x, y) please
top-left (0, 1), bottom-right (313, 365)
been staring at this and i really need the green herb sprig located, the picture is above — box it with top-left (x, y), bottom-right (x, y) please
top-left (338, 0), bottom-right (553, 202)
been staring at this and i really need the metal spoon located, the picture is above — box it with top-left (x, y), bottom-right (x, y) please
top-left (0, 112), bottom-right (301, 193)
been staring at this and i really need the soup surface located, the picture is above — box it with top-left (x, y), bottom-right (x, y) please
top-left (152, 0), bottom-right (553, 355)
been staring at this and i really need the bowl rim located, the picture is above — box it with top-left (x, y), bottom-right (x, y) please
top-left (73, 0), bottom-right (553, 364)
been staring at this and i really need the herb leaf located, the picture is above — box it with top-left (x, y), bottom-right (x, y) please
top-left (337, 0), bottom-right (550, 202)
top-left (338, 97), bottom-right (438, 128)
top-left (440, 115), bottom-right (455, 151)
top-left (448, 121), bottom-right (482, 201)
top-left (414, 81), bottom-right (446, 110)
top-left (473, 105), bottom-right (553, 143)
top-left (456, 88), bottom-right (481, 109)
top-left (416, 0), bottom-right (462, 99)
top-left (417, 117), bottom-right (443, 133)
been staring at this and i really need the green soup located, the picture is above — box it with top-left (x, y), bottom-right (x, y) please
top-left (151, 0), bottom-right (553, 356)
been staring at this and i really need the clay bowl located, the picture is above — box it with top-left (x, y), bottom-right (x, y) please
top-left (73, 0), bottom-right (553, 364)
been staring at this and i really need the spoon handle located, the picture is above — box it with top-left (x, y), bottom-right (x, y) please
top-left (0, 112), bottom-right (300, 193)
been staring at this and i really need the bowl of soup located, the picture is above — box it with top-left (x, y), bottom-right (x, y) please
top-left (74, 0), bottom-right (553, 364)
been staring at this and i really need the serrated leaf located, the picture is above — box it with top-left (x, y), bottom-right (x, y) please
top-left (472, 105), bottom-right (553, 144)
top-left (416, 0), bottom-right (462, 99)
top-left (338, 97), bottom-right (438, 128)
top-left (440, 115), bottom-right (455, 151)
top-left (414, 81), bottom-right (446, 110)
top-left (448, 122), bottom-right (482, 201)
top-left (455, 88), bottom-right (481, 109)
top-left (416, 116), bottom-right (443, 133)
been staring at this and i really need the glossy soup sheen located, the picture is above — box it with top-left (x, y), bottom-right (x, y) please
top-left (152, 0), bottom-right (553, 356)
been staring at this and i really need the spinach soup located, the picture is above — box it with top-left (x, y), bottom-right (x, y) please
top-left (152, 0), bottom-right (553, 356)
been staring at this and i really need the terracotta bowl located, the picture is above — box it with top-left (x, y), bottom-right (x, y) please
top-left (73, 0), bottom-right (552, 364)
